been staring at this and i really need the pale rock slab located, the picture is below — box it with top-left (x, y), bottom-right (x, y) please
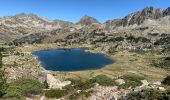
top-left (46, 74), bottom-right (71, 89)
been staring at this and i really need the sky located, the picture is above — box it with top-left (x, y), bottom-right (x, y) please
top-left (0, 0), bottom-right (170, 23)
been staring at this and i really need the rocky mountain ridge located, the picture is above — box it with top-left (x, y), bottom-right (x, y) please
top-left (1, 7), bottom-right (170, 48)
top-left (105, 7), bottom-right (170, 29)
top-left (0, 13), bottom-right (73, 30)
top-left (0, 13), bottom-right (73, 43)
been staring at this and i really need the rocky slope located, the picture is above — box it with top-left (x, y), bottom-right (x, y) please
top-left (1, 7), bottom-right (170, 55)
top-left (0, 13), bottom-right (73, 30)
top-left (105, 7), bottom-right (170, 28)
top-left (0, 13), bottom-right (73, 43)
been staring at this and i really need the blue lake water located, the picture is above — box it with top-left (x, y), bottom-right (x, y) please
top-left (32, 48), bottom-right (113, 71)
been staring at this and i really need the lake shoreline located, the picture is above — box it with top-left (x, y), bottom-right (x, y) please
top-left (12, 43), bottom-right (168, 81)
top-left (32, 48), bottom-right (114, 72)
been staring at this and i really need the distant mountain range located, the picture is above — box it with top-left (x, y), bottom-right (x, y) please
top-left (0, 7), bottom-right (170, 45)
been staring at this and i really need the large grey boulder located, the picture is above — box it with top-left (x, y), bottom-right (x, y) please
top-left (46, 74), bottom-right (71, 89)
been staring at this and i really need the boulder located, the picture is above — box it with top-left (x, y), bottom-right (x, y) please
top-left (46, 74), bottom-right (71, 89)
top-left (141, 80), bottom-right (149, 86)
top-left (115, 79), bottom-right (125, 85)
top-left (153, 81), bottom-right (161, 86)
top-left (159, 87), bottom-right (166, 91)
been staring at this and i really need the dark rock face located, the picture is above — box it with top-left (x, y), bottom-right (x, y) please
top-left (163, 7), bottom-right (170, 16)
top-left (105, 7), bottom-right (170, 27)
top-left (105, 19), bottom-right (122, 29)
top-left (13, 33), bottom-right (48, 45)
top-left (121, 7), bottom-right (163, 26)
top-left (77, 16), bottom-right (100, 26)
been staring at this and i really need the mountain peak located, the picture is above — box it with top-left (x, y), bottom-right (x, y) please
top-left (77, 15), bottom-right (100, 26)
top-left (15, 13), bottom-right (38, 17)
top-left (81, 15), bottom-right (94, 19)
top-left (120, 7), bottom-right (163, 26)
top-left (105, 7), bottom-right (170, 28)
top-left (142, 6), bottom-right (154, 10)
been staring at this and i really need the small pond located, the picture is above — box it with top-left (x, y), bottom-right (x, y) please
top-left (32, 48), bottom-right (114, 71)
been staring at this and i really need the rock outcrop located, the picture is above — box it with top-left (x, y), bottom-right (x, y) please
top-left (163, 7), bottom-right (170, 16)
top-left (105, 7), bottom-right (170, 28)
top-left (122, 7), bottom-right (163, 26)
top-left (105, 7), bottom-right (165, 27)
top-left (46, 74), bottom-right (71, 89)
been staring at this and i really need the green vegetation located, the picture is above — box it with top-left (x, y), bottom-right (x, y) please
top-left (0, 71), bottom-right (7, 97)
top-left (89, 75), bottom-right (118, 86)
top-left (0, 53), bottom-right (2, 68)
top-left (125, 88), bottom-right (170, 100)
top-left (44, 80), bottom-right (94, 99)
top-left (154, 37), bottom-right (170, 45)
top-left (0, 48), bottom-right (7, 98)
top-left (0, 47), bottom-right (5, 52)
top-left (127, 36), bottom-right (150, 43)
top-left (69, 90), bottom-right (93, 100)
top-left (67, 78), bottom-right (95, 90)
top-left (68, 75), bottom-right (117, 90)
top-left (119, 74), bottom-right (144, 89)
top-left (162, 75), bottom-right (170, 86)
top-left (45, 89), bottom-right (68, 99)
top-left (0, 47), bottom-right (4, 68)
top-left (151, 59), bottom-right (170, 70)
top-left (5, 79), bottom-right (44, 98)
top-left (43, 80), bottom-right (49, 89)
top-left (64, 75), bottom-right (117, 99)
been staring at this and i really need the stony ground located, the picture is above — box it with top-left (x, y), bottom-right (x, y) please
top-left (1, 44), bottom-right (170, 100)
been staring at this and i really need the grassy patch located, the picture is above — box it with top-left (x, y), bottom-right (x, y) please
top-left (69, 90), bottom-right (93, 100)
top-left (89, 75), bottom-right (118, 86)
top-left (0, 48), bottom-right (7, 97)
top-left (5, 79), bottom-right (44, 98)
top-left (0, 52), bottom-right (2, 68)
top-left (150, 59), bottom-right (170, 70)
top-left (125, 88), bottom-right (170, 100)
top-left (67, 78), bottom-right (95, 90)
top-left (119, 74), bottom-right (144, 89)
top-left (0, 71), bottom-right (7, 97)
top-left (45, 89), bottom-right (68, 99)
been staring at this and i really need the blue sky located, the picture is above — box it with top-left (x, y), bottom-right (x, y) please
top-left (0, 0), bottom-right (170, 23)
